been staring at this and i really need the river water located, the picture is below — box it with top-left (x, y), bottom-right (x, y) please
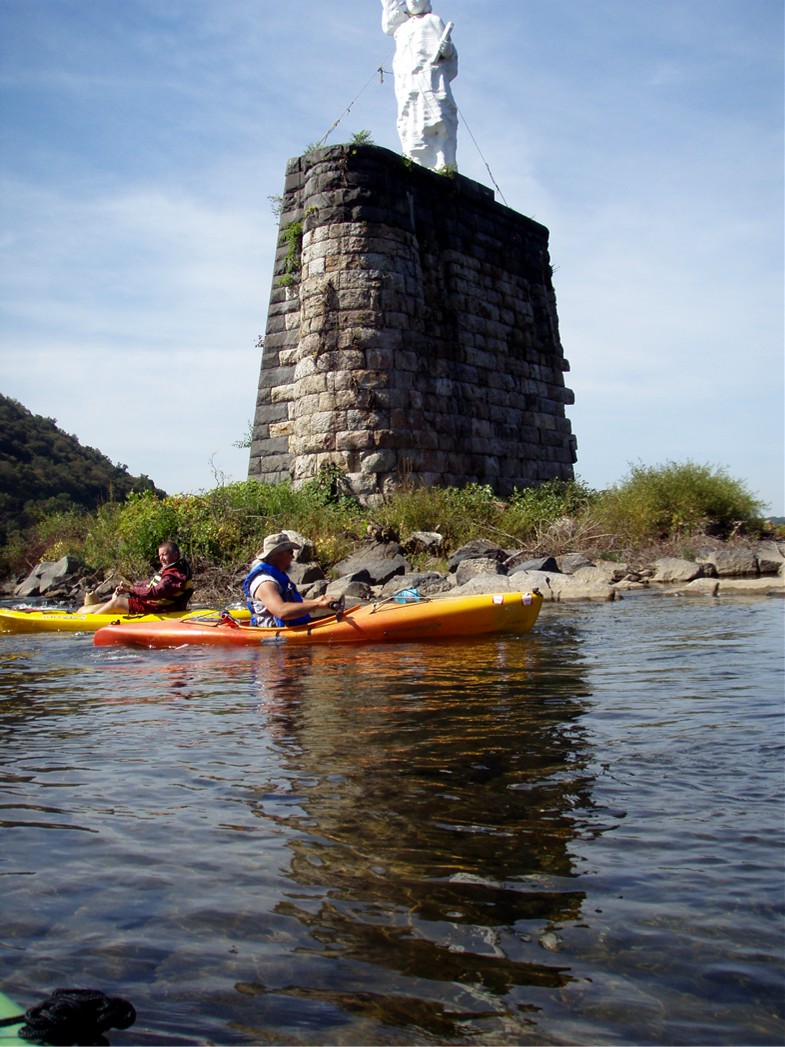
top-left (0, 592), bottom-right (782, 1045)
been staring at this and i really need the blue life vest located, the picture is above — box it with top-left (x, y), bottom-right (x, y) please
top-left (242, 561), bottom-right (310, 627)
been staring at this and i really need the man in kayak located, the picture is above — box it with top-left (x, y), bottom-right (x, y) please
top-left (244, 532), bottom-right (333, 627)
top-left (80, 541), bottom-right (194, 615)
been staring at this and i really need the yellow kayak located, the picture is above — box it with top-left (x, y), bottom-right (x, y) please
top-left (94, 591), bottom-right (543, 648)
top-left (0, 606), bottom-right (250, 635)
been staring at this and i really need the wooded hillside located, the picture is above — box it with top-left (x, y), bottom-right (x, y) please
top-left (0, 394), bottom-right (164, 546)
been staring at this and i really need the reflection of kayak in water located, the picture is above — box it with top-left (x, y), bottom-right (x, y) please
top-left (94, 591), bottom-right (543, 649)
top-left (0, 606), bottom-right (249, 635)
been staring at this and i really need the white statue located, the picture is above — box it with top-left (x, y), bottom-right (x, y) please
top-left (380, 0), bottom-right (458, 171)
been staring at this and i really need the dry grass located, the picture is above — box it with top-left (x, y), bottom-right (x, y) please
top-left (189, 559), bottom-right (249, 608)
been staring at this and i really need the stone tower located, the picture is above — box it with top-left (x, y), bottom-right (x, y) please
top-left (248, 143), bottom-right (576, 502)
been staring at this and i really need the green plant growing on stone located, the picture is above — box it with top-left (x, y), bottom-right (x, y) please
top-left (276, 220), bottom-right (303, 287)
top-left (233, 420), bottom-right (254, 450)
top-left (350, 130), bottom-right (374, 146)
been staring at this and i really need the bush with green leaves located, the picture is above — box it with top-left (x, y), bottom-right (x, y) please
top-left (504, 478), bottom-right (597, 541)
top-left (82, 492), bottom-right (180, 576)
top-left (1, 460), bottom-right (767, 584)
top-left (372, 478), bottom-right (599, 555)
top-left (49, 472), bottom-right (366, 579)
top-left (0, 506), bottom-right (91, 576)
top-left (595, 460), bottom-right (765, 542)
top-left (373, 482), bottom-right (503, 549)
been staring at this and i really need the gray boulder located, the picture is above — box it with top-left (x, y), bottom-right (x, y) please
top-left (355, 557), bottom-right (408, 586)
top-left (379, 571), bottom-right (453, 597)
top-left (455, 557), bottom-right (507, 587)
top-left (572, 562), bottom-right (630, 586)
top-left (404, 531), bottom-right (445, 556)
top-left (323, 577), bottom-right (375, 602)
top-left (288, 561), bottom-right (326, 587)
top-left (448, 539), bottom-right (508, 572)
top-left (517, 569), bottom-right (616, 602)
top-left (696, 547), bottom-right (759, 577)
top-left (716, 575), bottom-right (785, 594)
top-left (301, 577), bottom-right (329, 598)
top-left (650, 558), bottom-right (705, 584)
top-left (595, 560), bottom-right (630, 582)
top-left (333, 541), bottom-right (409, 586)
top-left (452, 569), bottom-right (616, 602)
top-left (14, 555), bottom-right (82, 598)
top-left (754, 541), bottom-right (785, 575)
top-left (670, 578), bottom-right (720, 597)
top-left (508, 555), bottom-right (559, 574)
top-left (558, 552), bottom-right (595, 574)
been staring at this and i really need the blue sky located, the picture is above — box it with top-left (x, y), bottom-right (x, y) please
top-left (1, 0), bottom-right (782, 513)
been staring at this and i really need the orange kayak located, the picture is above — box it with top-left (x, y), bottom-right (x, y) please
top-left (93, 591), bottom-right (542, 648)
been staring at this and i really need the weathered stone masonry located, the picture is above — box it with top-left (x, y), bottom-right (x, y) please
top-left (248, 143), bottom-right (576, 501)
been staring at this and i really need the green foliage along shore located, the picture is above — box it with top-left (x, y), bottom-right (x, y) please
top-left (0, 394), bottom-right (164, 556)
top-left (0, 453), bottom-right (770, 585)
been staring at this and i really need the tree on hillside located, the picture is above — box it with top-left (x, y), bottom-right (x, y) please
top-left (0, 394), bottom-right (166, 548)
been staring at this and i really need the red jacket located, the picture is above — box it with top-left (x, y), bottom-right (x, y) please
top-left (129, 559), bottom-right (193, 612)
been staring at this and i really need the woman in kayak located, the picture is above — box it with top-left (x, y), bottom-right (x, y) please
top-left (244, 533), bottom-right (332, 627)
top-left (80, 542), bottom-right (193, 615)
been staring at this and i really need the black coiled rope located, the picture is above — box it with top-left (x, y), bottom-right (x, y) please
top-left (0, 988), bottom-right (136, 1045)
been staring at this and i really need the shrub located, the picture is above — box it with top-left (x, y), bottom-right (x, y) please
top-left (594, 461), bottom-right (765, 542)
top-left (172, 472), bottom-right (365, 570)
top-left (372, 479), bottom-right (601, 555)
top-left (80, 492), bottom-right (179, 575)
top-left (503, 478), bottom-right (597, 542)
top-left (287, 468), bottom-right (366, 561)
top-left (32, 508), bottom-right (91, 562)
top-left (3, 474), bottom-right (368, 580)
top-left (0, 461), bottom-right (767, 586)
top-left (373, 482), bottom-right (503, 549)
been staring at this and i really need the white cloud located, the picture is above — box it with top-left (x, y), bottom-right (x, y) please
top-left (0, 0), bottom-right (781, 512)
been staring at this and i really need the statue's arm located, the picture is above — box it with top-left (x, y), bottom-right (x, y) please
top-left (434, 20), bottom-right (455, 60)
top-left (381, 0), bottom-right (408, 35)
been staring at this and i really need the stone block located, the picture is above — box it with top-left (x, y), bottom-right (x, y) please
top-left (359, 449), bottom-right (397, 473)
top-left (270, 383), bottom-right (297, 403)
top-left (336, 430), bottom-right (375, 451)
top-left (269, 420), bottom-right (294, 439)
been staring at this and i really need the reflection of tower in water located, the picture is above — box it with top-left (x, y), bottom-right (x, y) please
top-left (241, 629), bottom-right (595, 1035)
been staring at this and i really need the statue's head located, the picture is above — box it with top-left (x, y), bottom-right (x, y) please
top-left (405, 0), bottom-right (432, 14)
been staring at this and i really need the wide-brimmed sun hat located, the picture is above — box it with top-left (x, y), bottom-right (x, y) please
top-left (260, 533), bottom-right (301, 560)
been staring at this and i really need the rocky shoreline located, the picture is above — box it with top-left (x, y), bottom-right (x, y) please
top-left (7, 532), bottom-right (784, 608)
